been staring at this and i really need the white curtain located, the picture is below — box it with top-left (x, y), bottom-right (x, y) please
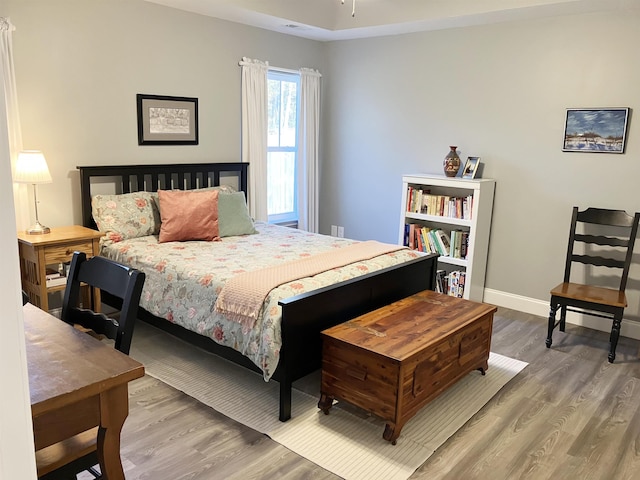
top-left (0, 16), bottom-right (38, 480)
top-left (297, 68), bottom-right (321, 233)
top-left (240, 57), bottom-right (269, 222)
top-left (0, 17), bottom-right (28, 231)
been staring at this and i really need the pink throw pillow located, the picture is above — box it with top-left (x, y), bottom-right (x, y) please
top-left (158, 189), bottom-right (220, 243)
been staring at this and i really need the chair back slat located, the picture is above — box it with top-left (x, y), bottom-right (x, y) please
top-left (562, 207), bottom-right (640, 291)
top-left (67, 308), bottom-right (120, 339)
top-left (61, 252), bottom-right (145, 354)
top-left (574, 233), bottom-right (629, 248)
top-left (571, 254), bottom-right (626, 269)
top-left (577, 207), bottom-right (636, 227)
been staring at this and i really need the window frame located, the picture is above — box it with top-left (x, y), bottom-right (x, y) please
top-left (267, 69), bottom-right (300, 225)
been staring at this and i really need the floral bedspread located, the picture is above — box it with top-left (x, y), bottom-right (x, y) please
top-left (102, 223), bottom-right (422, 380)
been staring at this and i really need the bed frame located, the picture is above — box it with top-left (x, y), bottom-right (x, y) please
top-left (78, 162), bottom-right (438, 421)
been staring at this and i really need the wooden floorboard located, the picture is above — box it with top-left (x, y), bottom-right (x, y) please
top-left (113, 307), bottom-right (640, 480)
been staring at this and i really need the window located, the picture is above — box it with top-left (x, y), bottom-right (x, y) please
top-left (267, 70), bottom-right (300, 224)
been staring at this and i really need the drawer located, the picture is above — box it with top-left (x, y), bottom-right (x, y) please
top-left (44, 241), bottom-right (94, 264)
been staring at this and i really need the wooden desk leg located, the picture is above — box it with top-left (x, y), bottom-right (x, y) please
top-left (97, 384), bottom-right (129, 480)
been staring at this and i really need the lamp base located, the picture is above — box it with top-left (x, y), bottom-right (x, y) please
top-left (26, 221), bottom-right (50, 235)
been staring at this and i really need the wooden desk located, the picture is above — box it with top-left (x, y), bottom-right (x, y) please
top-left (24, 303), bottom-right (144, 479)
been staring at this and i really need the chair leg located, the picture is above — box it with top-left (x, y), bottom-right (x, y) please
top-left (559, 305), bottom-right (567, 332)
top-left (87, 465), bottom-right (102, 478)
top-left (546, 301), bottom-right (557, 348)
top-left (608, 313), bottom-right (623, 363)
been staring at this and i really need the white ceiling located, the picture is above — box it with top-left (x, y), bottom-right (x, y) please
top-left (143, 0), bottom-right (634, 41)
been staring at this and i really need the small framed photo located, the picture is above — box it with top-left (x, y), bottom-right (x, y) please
top-left (462, 157), bottom-right (480, 179)
top-left (562, 107), bottom-right (629, 153)
top-left (137, 94), bottom-right (199, 145)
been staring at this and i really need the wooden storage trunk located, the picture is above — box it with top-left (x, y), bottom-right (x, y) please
top-left (319, 289), bottom-right (496, 444)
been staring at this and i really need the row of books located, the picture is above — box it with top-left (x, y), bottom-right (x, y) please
top-left (406, 187), bottom-right (473, 219)
top-left (435, 269), bottom-right (466, 298)
top-left (403, 224), bottom-right (469, 259)
top-left (45, 262), bottom-right (70, 288)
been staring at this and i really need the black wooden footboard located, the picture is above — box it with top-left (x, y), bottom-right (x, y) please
top-left (276, 253), bottom-right (437, 420)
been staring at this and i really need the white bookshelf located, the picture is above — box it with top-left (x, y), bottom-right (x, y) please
top-left (398, 174), bottom-right (495, 302)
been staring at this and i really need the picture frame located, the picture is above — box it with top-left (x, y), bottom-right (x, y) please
top-left (462, 156), bottom-right (480, 179)
top-left (137, 94), bottom-right (199, 145)
top-left (562, 107), bottom-right (629, 153)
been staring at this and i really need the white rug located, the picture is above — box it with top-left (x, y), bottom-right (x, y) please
top-left (129, 321), bottom-right (527, 480)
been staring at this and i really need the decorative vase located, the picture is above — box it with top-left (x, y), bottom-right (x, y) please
top-left (443, 146), bottom-right (461, 177)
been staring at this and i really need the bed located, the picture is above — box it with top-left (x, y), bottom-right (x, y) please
top-left (78, 162), bottom-right (438, 421)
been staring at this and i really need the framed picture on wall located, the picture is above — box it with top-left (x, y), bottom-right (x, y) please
top-left (137, 94), bottom-right (199, 145)
top-left (462, 157), bottom-right (480, 179)
top-left (562, 107), bottom-right (629, 153)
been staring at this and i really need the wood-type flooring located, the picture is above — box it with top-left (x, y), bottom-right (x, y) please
top-left (116, 307), bottom-right (640, 480)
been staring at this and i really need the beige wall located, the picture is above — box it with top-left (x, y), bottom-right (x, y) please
top-left (4, 0), bottom-right (325, 227)
top-left (321, 8), bottom-right (640, 334)
top-left (4, 0), bottom-right (640, 335)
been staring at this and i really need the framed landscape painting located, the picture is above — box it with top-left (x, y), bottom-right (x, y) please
top-left (137, 94), bottom-right (199, 145)
top-left (563, 108), bottom-right (629, 153)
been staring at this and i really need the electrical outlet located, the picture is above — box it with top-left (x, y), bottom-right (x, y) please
top-left (331, 225), bottom-right (338, 236)
top-left (337, 226), bottom-right (344, 238)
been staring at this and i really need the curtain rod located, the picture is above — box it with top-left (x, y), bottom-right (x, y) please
top-left (271, 66), bottom-right (322, 77)
top-left (269, 66), bottom-right (300, 75)
top-left (239, 58), bottom-right (321, 77)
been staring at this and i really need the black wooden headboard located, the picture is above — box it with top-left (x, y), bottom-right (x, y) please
top-left (77, 163), bottom-right (249, 230)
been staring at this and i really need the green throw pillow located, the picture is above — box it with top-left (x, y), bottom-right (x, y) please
top-left (218, 191), bottom-right (257, 237)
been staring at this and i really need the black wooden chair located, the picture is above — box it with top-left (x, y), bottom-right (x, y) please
top-left (60, 251), bottom-right (145, 354)
top-left (546, 207), bottom-right (640, 363)
top-left (37, 251), bottom-right (145, 480)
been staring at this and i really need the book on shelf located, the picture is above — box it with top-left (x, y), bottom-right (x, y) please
top-left (428, 230), bottom-right (440, 254)
top-left (45, 262), bottom-right (71, 288)
top-left (45, 267), bottom-right (59, 278)
top-left (448, 270), bottom-right (466, 298)
top-left (420, 227), bottom-right (432, 253)
top-left (435, 269), bottom-right (446, 294)
top-left (435, 230), bottom-right (451, 256)
top-left (404, 226), bottom-right (465, 259)
top-left (46, 275), bottom-right (68, 288)
top-left (406, 187), bottom-right (433, 214)
top-left (413, 225), bottom-right (421, 250)
top-left (408, 223), bottom-right (415, 249)
top-left (461, 231), bottom-right (469, 259)
top-left (406, 187), bottom-right (474, 220)
top-left (451, 229), bottom-right (468, 259)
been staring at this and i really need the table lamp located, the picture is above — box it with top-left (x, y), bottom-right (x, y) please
top-left (14, 150), bottom-right (53, 234)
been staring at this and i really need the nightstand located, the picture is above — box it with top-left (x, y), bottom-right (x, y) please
top-left (18, 225), bottom-right (103, 312)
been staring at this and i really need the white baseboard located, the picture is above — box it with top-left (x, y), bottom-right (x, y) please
top-left (483, 288), bottom-right (640, 341)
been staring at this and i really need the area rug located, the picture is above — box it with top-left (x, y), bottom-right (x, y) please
top-left (129, 321), bottom-right (527, 480)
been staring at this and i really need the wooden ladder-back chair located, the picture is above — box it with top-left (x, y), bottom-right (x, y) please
top-left (546, 207), bottom-right (640, 363)
top-left (36, 251), bottom-right (145, 480)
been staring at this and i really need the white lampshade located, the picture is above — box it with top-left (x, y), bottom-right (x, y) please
top-left (14, 150), bottom-right (52, 184)
top-left (15, 150), bottom-right (53, 234)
